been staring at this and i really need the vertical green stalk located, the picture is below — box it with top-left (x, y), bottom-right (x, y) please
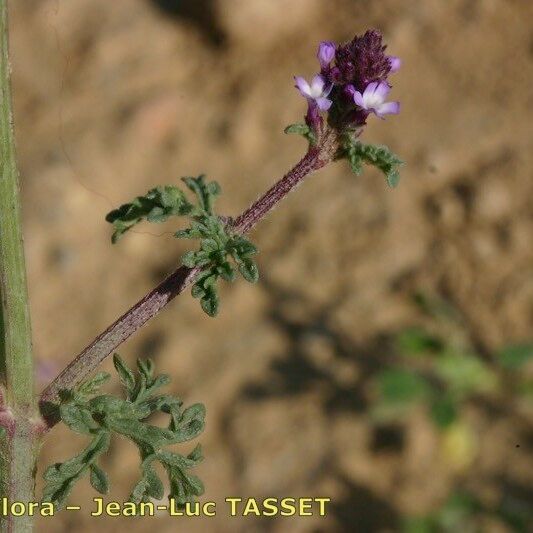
top-left (0, 1), bottom-right (39, 531)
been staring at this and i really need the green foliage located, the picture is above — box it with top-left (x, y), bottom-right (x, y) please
top-left (429, 395), bottom-right (458, 429)
top-left (497, 344), bottom-right (533, 370)
top-left (284, 123), bottom-right (317, 144)
top-left (403, 492), bottom-right (482, 533)
top-left (43, 355), bottom-right (206, 509)
top-left (378, 369), bottom-right (431, 404)
top-left (434, 352), bottom-right (497, 397)
top-left (396, 328), bottom-right (444, 356)
top-left (373, 305), bottom-right (531, 429)
top-left (105, 186), bottom-right (196, 243)
top-left (403, 490), bottom-right (532, 533)
top-left (341, 137), bottom-right (403, 188)
top-left (106, 175), bottom-right (259, 316)
top-left (175, 176), bottom-right (259, 316)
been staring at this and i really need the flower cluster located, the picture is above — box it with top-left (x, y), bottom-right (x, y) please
top-left (295, 30), bottom-right (400, 132)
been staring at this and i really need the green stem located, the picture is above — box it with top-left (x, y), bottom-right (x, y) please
top-left (0, 2), bottom-right (40, 531)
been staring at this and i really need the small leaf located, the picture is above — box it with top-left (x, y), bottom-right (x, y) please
top-left (386, 169), bottom-right (401, 188)
top-left (129, 477), bottom-right (149, 505)
top-left (239, 258), bottom-right (259, 283)
top-left (89, 464), bottom-right (109, 495)
top-left (144, 466), bottom-right (165, 500)
top-left (231, 236), bottom-right (257, 258)
top-left (201, 238), bottom-right (219, 253)
top-left (218, 261), bottom-right (236, 282)
top-left (168, 468), bottom-right (205, 505)
top-left (60, 403), bottom-right (97, 434)
top-left (377, 370), bottom-right (431, 404)
top-left (191, 283), bottom-right (205, 299)
top-left (284, 123), bottom-right (310, 136)
top-left (182, 176), bottom-right (220, 215)
top-left (146, 206), bottom-right (168, 223)
top-left (203, 274), bottom-right (217, 288)
top-left (187, 444), bottom-right (203, 463)
top-left (159, 448), bottom-right (203, 470)
top-left (182, 251), bottom-right (198, 268)
top-left (397, 328), bottom-right (444, 356)
top-left (175, 228), bottom-right (194, 239)
top-left (497, 344), bottom-right (533, 370)
top-left (284, 123), bottom-right (316, 144)
top-left (343, 140), bottom-right (403, 188)
top-left (430, 396), bottom-right (458, 429)
top-left (170, 403), bottom-right (206, 443)
top-left (105, 185), bottom-right (190, 242)
top-left (207, 181), bottom-right (221, 197)
top-left (402, 516), bottom-right (437, 533)
top-left (435, 353), bottom-right (498, 396)
top-left (201, 293), bottom-right (219, 317)
top-left (42, 431), bottom-right (110, 509)
top-left (113, 354), bottom-right (135, 396)
top-left (77, 372), bottom-right (111, 398)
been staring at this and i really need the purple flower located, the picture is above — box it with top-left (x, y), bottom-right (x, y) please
top-left (349, 81), bottom-right (400, 118)
top-left (388, 56), bottom-right (401, 73)
top-left (317, 41), bottom-right (336, 68)
top-left (294, 74), bottom-right (332, 111)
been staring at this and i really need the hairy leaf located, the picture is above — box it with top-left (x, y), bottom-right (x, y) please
top-left (342, 139), bottom-right (404, 188)
top-left (105, 186), bottom-right (193, 242)
top-left (89, 464), bottom-right (109, 495)
top-left (106, 174), bottom-right (259, 316)
top-left (43, 357), bottom-right (205, 509)
top-left (113, 354), bottom-right (135, 398)
top-left (42, 431), bottom-right (111, 509)
top-left (284, 123), bottom-right (317, 144)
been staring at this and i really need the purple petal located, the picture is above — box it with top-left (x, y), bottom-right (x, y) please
top-left (310, 74), bottom-right (325, 95)
top-left (363, 81), bottom-right (379, 96)
top-left (294, 76), bottom-right (311, 97)
top-left (373, 82), bottom-right (391, 100)
top-left (352, 90), bottom-right (365, 108)
top-left (317, 41), bottom-right (336, 67)
top-left (376, 101), bottom-right (400, 116)
top-left (388, 56), bottom-right (401, 73)
top-left (315, 97), bottom-right (332, 111)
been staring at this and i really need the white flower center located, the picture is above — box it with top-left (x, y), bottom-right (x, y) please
top-left (363, 91), bottom-right (384, 109)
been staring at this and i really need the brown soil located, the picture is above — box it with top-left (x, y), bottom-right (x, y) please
top-left (7, 0), bottom-right (533, 531)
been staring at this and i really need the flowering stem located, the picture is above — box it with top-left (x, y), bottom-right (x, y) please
top-left (0, 1), bottom-right (41, 531)
top-left (232, 144), bottom-right (329, 234)
top-left (40, 133), bottom-right (338, 427)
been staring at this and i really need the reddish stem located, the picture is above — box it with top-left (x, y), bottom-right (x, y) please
top-left (40, 137), bottom-right (337, 427)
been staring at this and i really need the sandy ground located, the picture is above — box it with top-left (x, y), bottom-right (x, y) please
top-left (6, 0), bottom-right (533, 531)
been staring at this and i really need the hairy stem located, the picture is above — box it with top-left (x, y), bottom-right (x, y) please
top-left (40, 136), bottom-right (337, 426)
top-left (0, 2), bottom-right (40, 531)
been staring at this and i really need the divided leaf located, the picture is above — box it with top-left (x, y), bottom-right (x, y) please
top-left (43, 356), bottom-right (205, 510)
top-left (106, 175), bottom-right (260, 316)
top-left (113, 354), bottom-right (135, 399)
top-left (42, 431), bottom-right (111, 509)
top-left (284, 123), bottom-right (317, 144)
top-left (89, 463), bottom-right (109, 495)
top-left (181, 218), bottom-right (259, 317)
top-left (105, 186), bottom-right (193, 243)
top-left (182, 175), bottom-right (221, 215)
top-left (342, 139), bottom-right (404, 188)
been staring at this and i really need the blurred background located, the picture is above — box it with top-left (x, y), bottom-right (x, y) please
top-left (7, 0), bottom-right (533, 531)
